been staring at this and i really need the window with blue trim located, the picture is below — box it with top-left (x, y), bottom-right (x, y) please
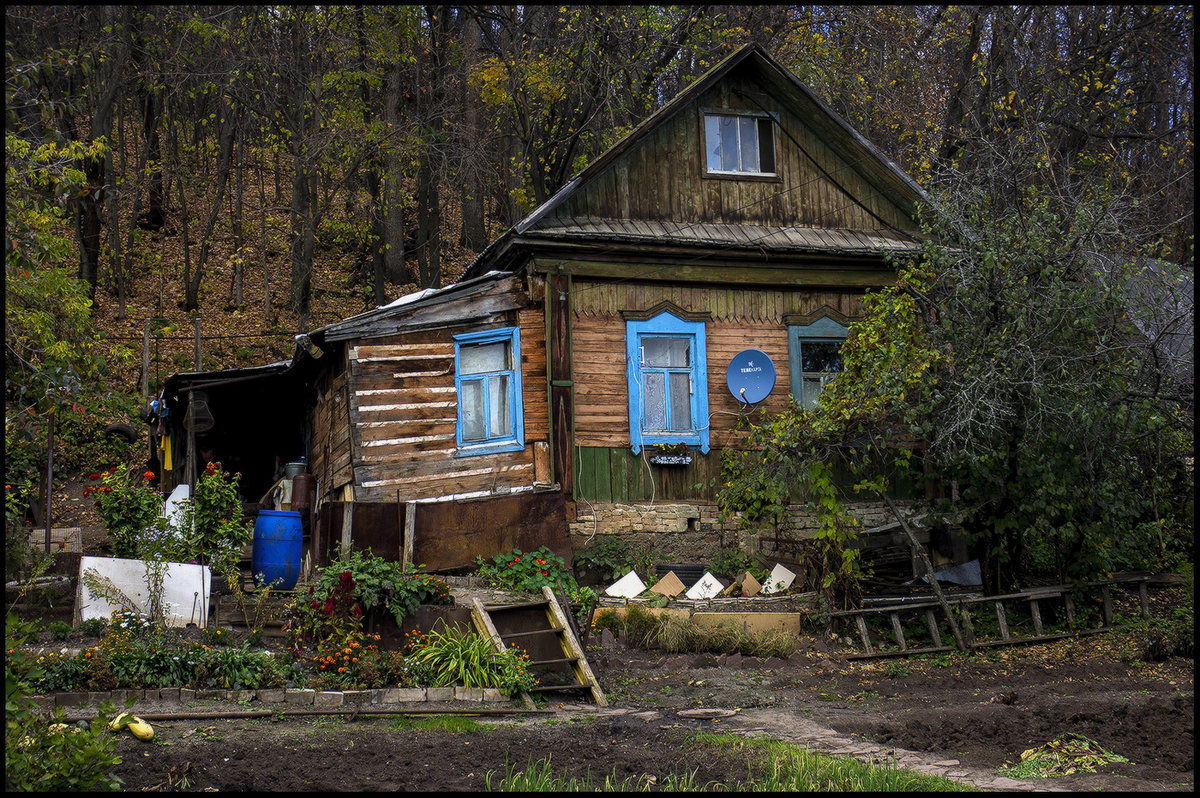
top-left (454, 327), bottom-right (523, 454)
top-left (788, 316), bottom-right (848, 410)
top-left (626, 313), bottom-right (709, 454)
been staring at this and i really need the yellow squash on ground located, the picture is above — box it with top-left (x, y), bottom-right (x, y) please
top-left (109, 712), bottom-right (154, 741)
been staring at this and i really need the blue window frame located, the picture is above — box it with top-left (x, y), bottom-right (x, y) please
top-left (626, 312), bottom-right (709, 454)
top-left (453, 327), bottom-right (523, 454)
top-left (788, 316), bottom-right (848, 410)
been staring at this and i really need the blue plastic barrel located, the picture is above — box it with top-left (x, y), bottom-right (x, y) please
top-left (252, 510), bottom-right (303, 590)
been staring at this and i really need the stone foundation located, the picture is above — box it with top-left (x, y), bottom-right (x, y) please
top-left (569, 500), bottom-right (905, 566)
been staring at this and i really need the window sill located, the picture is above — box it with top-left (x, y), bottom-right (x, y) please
top-left (702, 171), bottom-right (780, 183)
top-left (455, 440), bottom-right (524, 458)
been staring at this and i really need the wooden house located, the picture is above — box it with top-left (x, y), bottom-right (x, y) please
top-left (157, 44), bottom-right (930, 575)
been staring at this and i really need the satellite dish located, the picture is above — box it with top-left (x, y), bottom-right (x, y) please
top-left (726, 349), bottom-right (775, 404)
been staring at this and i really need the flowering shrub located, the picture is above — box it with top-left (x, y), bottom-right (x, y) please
top-left (473, 546), bottom-right (576, 594)
top-left (284, 568), bottom-right (364, 660)
top-left (85, 468), bottom-right (162, 558)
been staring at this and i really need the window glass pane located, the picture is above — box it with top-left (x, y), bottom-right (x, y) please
top-left (802, 377), bottom-right (823, 409)
top-left (643, 336), bottom-right (690, 367)
top-left (757, 118), bottom-right (775, 173)
top-left (643, 371), bottom-right (667, 430)
top-left (459, 341), bottom-right (508, 375)
top-left (461, 379), bottom-right (485, 440)
top-left (800, 341), bottom-right (843, 373)
top-left (705, 115), bottom-right (722, 172)
top-left (739, 116), bottom-right (758, 172)
top-left (669, 371), bottom-right (692, 430)
top-left (488, 374), bottom-right (510, 437)
top-left (719, 115), bottom-right (739, 171)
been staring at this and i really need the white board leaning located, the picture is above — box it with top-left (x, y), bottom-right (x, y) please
top-left (77, 556), bottom-right (211, 628)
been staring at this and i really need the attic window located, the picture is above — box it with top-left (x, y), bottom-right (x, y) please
top-left (704, 112), bottom-right (776, 175)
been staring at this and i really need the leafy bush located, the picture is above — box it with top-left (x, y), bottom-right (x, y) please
top-left (573, 538), bottom-right (635, 582)
top-left (5, 612), bottom-right (123, 791)
top-left (78, 617), bottom-right (108, 637)
top-left (312, 549), bottom-right (453, 627)
top-left (48, 620), bottom-right (73, 641)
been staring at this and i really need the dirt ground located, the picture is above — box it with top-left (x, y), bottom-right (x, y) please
top-left (80, 599), bottom-right (1189, 792)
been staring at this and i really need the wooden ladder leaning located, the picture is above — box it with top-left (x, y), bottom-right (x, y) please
top-left (471, 585), bottom-right (607, 709)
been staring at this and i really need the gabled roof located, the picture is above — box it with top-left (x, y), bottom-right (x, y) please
top-left (464, 43), bottom-right (930, 280)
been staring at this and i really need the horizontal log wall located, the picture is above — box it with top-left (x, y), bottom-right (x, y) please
top-left (346, 309), bottom-right (549, 503)
top-left (571, 280), bottom-right (864, 450)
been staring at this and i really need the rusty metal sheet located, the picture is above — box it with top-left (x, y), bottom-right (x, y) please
top-left (413, 491), bottom-right (571, 573)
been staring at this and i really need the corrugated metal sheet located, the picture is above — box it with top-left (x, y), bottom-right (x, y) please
top-left (524, 217), bottom-right (920, 255)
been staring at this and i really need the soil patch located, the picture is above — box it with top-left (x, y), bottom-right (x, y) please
top-left (91, 614), bottom-right (1191, 792)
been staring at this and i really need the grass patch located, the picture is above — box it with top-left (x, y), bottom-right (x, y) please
top-left (388, 715), bottom-right (490, 733)
top-left (484, 733), bottom-right (975, 791)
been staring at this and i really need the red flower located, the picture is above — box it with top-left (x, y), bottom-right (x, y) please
top-left (88, 473), bottom-right (100, 480)
top-left (351, 604), bottom-right (363, 617)
top-left (542, 570), bottom-right (549, 576)
top-left (143, 470), bottom-right (155, 480)
top-left (340, 571), bottom-right (352, 585)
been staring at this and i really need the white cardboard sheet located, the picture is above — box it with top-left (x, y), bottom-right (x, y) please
top-left (77, 556), bottom-right (211, 628)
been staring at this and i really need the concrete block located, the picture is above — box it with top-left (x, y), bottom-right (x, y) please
top-left (341, 690), bottom-right (371, 705)
top-left (255, 688), bottom-right (285, 703)
top-left (285, 688), bottom-right (315, 705)
top-left (157, 687), bottom-right (181, 702)
top-left (314, 691), bottom-right (344, 708)
top-left (482, 688), bottom-right (505, 703)
top-left (454, 687), bottom-right (485, 702)
top-left (425, 687), bottom-right (454, 702)
top-left (56, 692), bottom-right (89, 708)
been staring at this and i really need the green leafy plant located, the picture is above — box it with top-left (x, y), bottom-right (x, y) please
top-left (573, 538), bottom-right (635, 582)
top-left (170, 461), bottom-right (252, 577)
top-left (404, 625), bottom-right (535, 697)
top-left (473, 546), bottom-right (578, 596)
top-left (311, 549), bottom-right (453, 628)
top-left (47, 620), bottom-right (72, 641)
top-left (5, 612), bottom-right (124, 791)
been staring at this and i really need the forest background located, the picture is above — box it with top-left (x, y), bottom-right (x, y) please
top-left (4, 6), bottom-right (1194, 579)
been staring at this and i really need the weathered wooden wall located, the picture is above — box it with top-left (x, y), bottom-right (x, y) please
top-left (344, 308), bottom-right (549, 503)
top-left (310, 364), bottom-right (353, 503)
top-left (570, 279), bottom-right (864, 450)
top-left (553, 70), bottom-right (915, 233)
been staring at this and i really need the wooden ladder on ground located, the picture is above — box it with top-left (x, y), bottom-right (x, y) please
top-left (830, 580), bottom-right (1148, 660)
top-left (471, 586), bottom-right (607, 709)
